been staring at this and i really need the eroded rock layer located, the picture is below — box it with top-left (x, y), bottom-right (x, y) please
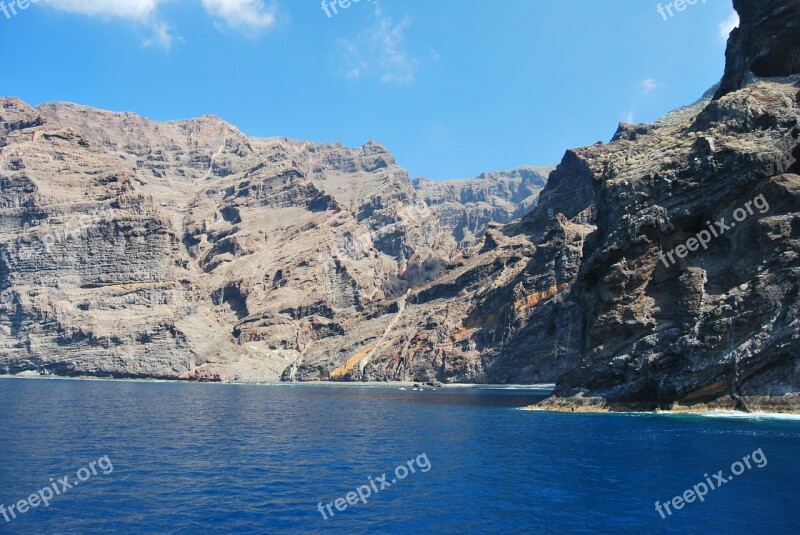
top-left (2, 0), bottom-right (798, 414)
top-left (536, 0), bottom-right (800, 411)
top-left (0, 97), bottom-right (550, 382)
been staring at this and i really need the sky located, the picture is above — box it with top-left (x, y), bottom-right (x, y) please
top-left (0, 0), bottom-right (739, 179)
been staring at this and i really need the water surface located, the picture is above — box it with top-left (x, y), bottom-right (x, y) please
top-left (0, 378), bottom-right (797, 533)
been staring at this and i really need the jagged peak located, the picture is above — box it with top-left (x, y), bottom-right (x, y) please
top-left (715, 0), bottom-right (800, 99)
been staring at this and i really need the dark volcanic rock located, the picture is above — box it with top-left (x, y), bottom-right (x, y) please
top-left (715, 0), bottom-right (800, 99)
top-left (536, 0), bottom-right (800, 412)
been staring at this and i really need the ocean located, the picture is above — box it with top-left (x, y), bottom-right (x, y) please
top-left (0, 378), bottom-right (797, 534)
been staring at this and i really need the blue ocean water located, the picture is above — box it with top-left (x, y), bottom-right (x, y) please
top-left (0, 378), bottom-right (798, 534)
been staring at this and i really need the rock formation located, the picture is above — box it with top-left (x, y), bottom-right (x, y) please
top-left (536, 0), bottom-right (800, 412)
top-left (1, 0), bottom-right (798, 413)
top-left (0, 98), bottom-right (549, 382)
top-left (715, 0), bottom-right (800, 99)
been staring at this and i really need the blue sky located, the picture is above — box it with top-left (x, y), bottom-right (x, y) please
top-left (0, 0), bottom-right (738, 179)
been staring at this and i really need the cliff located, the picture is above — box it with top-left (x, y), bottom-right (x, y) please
top-left (2, 0), bottom-right (799, 413)
top-left (0, 98), bottom-right (549, 382)
top-left (535, 0), bottom-right (800, 412)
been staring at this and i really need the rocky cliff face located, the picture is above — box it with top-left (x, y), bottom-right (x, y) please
top-left (715, 0), bottom-right (800, 99)
top-left (0, 98), bottom-right (549, 382)
top-left (535, 0), bottom-right (800, 412)
top-left (2, 0), bottom-right (798, 412)
top-left (413, 166), bottom-right (551, 249)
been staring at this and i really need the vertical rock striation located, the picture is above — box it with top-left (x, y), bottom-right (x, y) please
top-left (715, 0), bottom-right (800, 99)
top-left (0, 97), bottom-right (550, 383)
top-left (537, 0), bottom-right (800, 412)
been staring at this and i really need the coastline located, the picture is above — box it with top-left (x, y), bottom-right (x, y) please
top-left (522, 405), bottom-right (800, 420)
top-left (0, 374), bottom-right (555, 391)
top-left (3, 374), bottom-right (799, 418)
top-left (525, 392), bottom-right (800, 416)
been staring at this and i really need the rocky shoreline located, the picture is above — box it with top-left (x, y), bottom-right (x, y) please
top-left (528, 392), bottom-right (800, 414)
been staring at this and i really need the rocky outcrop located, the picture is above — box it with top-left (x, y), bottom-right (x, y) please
top-left (0, 98), bottom-right (552, 383)
top-left (2, 0), bottom-right (799, 413)
top-left (714, 0), bottom-right (800, 99)
top-left (533, 0), bottom-right (800, 412)
top-left (545, 80), bottom-right (800, 412)
top-left (1, 98), bottom-right (44, 140)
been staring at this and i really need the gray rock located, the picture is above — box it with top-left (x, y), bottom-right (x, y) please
top-left (536, 0), bottom-right (800, 412)
top-left (0, 98), bottom-right (552, 383)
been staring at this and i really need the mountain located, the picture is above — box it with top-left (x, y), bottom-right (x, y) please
top-left (2, 0), bottom-right (798, 413)
top-left (532, 0), bottom-right (800, 412)
top-left (0, 98), bottom-right (549, 382)
top-left (294, 0), bottom-right (800, 410)
top-left (414, 166), bottom-right (551, 249)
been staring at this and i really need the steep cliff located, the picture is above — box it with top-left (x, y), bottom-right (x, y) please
top-left (535, 0), bottom-right (800, 412)
top-left (0, 98), bottom-right (549, 382)
top-left (2, 0), bottom-right (798, 411)
top-left (715, 0), bottom-right (800, 99)
top-left (413, 166), bottom-right (551, 249)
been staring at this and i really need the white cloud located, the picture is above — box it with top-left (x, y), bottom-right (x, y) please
top-left (201, 0), bottom-right (276, 32)
top-left (345, 62), bottom-right (367, 80)
top-left (718, 11), bottom-right (739, 41)
top-left (338, 3), bottom-right (417, 84)
top-left (48, 0), bottom-right (175, 47)
top-left (48, 0), bottom-right (166, 19)
top-left (46, 0), bottom-right (277, 46)
top-left (142, 19), bottom-right (175, 48)
top-left (623, 110), bottom-right (635, 124)
top-left (639, 78), bottom-right (658, 95)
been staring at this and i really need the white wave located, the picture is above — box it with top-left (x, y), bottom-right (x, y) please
top-left (442, 384), bottom-right (555, 391)
top-left (697, 410), bottom-right (800, 421)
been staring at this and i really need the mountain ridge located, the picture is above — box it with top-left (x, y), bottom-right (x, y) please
top-left (0, 95), bottom-right (553, 383)
top-left (2, 0), bottom-right (799, 414)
